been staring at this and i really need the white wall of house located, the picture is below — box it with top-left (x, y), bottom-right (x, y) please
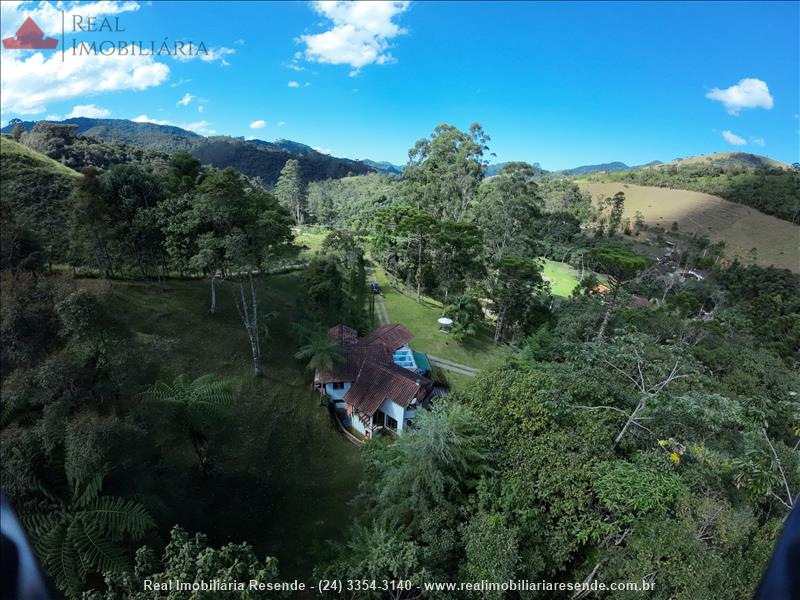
top-left (324, 382), bottom-right (351, 400)
top-left (376, 398), bottom-right (412, 432)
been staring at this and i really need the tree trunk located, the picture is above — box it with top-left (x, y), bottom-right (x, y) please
top-left (494, 304), bottom-right (508, 344)
top-left (416, 238), bottom-right (422, 303)
top-left (234, 274), bottom-right (263, 377)
top-left (209, 274), bottom-right (217, 315)
top-left (596, 284), bottom-right (620, 341)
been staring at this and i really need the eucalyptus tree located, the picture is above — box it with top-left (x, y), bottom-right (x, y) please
top-left (275, 158), bottom-right (307, 224)
top-left (141, 373), bottom-right (235, 477)
top-left (471, 162), bottom-right (543, 265)
top-left (403, 123), bottom-right (491, 221)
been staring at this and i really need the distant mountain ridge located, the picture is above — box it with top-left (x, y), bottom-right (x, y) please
top-left (2, 118), bottom-right (374, 185)
top-left (558, 160), bottom-right (663, 176)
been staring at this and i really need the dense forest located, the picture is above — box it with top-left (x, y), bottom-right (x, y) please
top-left (1, 119), bottom-right (798, 600)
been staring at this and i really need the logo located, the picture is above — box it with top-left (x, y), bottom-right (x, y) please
top-left (2, 16), bottom-right (58, 50)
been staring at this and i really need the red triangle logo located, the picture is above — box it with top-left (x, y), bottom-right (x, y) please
top-left (3, 17), bottom-right (58, 50)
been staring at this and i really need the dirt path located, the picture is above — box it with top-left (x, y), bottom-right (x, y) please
top-left (427, 355), bottom-right (479, 377)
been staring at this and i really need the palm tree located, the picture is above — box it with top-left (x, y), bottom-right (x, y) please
top-left (25, 473), bottom-right (154, 596)
top-left (141, 374), bottom-right (235, 477)
top-left (294, 335), bottom-right (344, 372)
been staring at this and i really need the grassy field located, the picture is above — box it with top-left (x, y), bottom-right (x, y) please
top-left (0, 136), bottom-right (81, 177)
top-left (580, 182), bottom-right (800, 272)
top-left (293, 225), bottom-right (330, 260)
top-left (88, 274), bottom-right (362, 579)
top-left (541, 259), bottom-right (580, 297)
top-left (371, 264), bottom-right (507, 370)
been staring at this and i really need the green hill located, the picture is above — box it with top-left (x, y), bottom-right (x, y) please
top-left (1, 137), bottom-right (79, 264)
top-left (580, 182), bottom-right (800, 271)
top-left (589, 152), bottom-right (799, 222)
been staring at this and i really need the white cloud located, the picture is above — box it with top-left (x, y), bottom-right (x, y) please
top-left (170, 78), bottom-right (191, 88)
top-left (1, 2), bottom-right (168, 115)
top-left (132, 114), bottom-right (172, 125)
top-left (288, 81), bottom-right (300, 88)
top-left (67, 104), bottom-right (110, 118)
top-left (250, 119), bottom-right (266, 129)
top-left (182, 120), bottom-right (214, 135)
top-left (721, 130), bottom-right (747, 146)
top-left (177, 93), bottom-right (194, 106)
top-left (45, 114), bottom-right (62, 121)
top-left (277, 121), bottom-right (286, 127)
top-left (706, 78), bottom-right (774, 115)
top-left (299, 0), bottom-right (410, 73)
top-left (197, 104), bottom-right (204, 113)
top-left (174, 46), bottom-right (235, 66)
top-left (234, 39), bottom-right (245, 46)
top-left (314, 146), bottom-right (332, 155)
top-left (750, 137), bottom-right (765, 147)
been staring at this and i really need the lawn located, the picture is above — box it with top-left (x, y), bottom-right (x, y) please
top-left (293, 225), bottom-right (330, 260)
top-left (541, 258), bottom-right (581, 297)
top-left (91, 273), bottom-right (362, 579)
top-left (371, 264), bottom-right (506, 370)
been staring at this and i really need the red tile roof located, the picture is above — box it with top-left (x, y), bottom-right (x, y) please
top-left (361, 323), bottom-right (413, 351)
top-left (315, 323), bottom-right (432, 417)
top-left (328, 324), bottom-right (358, 344)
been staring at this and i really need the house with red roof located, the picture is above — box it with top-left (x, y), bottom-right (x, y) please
top-left (315, 323), bottom-right (433, 438)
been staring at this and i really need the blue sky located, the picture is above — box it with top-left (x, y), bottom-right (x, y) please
top-left (1, 1), bottom-right (797, 169)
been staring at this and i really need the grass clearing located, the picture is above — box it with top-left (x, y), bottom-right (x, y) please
top-left (580, 182), bottom-right (800, 272)
top-left (293, 226), bottom-right (330, 260)
top-left (92, 274), bottom-right (362, 578)
top-left (371, 264), bottom-right (506, 370)
top-left (541, 259), bottom-right (580, 297)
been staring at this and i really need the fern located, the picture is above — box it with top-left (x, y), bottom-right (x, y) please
top-left (22, 473), bottom-right (154, 596)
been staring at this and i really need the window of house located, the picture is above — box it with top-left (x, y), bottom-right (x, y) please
top-left (332, 382), bottom-right (345, 390)
top-left (386, 415), bottom-right (398, 431)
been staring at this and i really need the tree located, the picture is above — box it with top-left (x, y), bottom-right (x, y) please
top-left (360, 402), bottom-right (488, 529)
top-left (274, 159), bottom-right (306, 224)
top-left (432, 221), bottom-right (484, 301)
top-left (443, 293), bottom-right (484, 340)
top-left (294, 329), bottom-right (345, 372)
top-left (487, 256), bottom-right (547, 343)
top-left (84, 525), bottom-right (281, 600)
top-left (10, 120), bottom-right (24, 142)
top-left (403, 123), bottom-right (491, 220)
top-left (316, 523), bottom-right (428, 600)
top-left (471, 162), bottom-right (543, 264)
top-left (589, 245), bottom-right (653, 340)
top-left (372, 205), bottom-right (437, 302)
top-left (141, 374), bottom-right (235, 478)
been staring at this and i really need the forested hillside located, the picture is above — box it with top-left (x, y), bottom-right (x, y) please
top-left (1, 121), bottom-right (798, 600)
top-left (590, 153), bottom-right (800, 223)
top-left (4, 118), bottom-right (375, 186)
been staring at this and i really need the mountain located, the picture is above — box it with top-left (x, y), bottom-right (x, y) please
top-left (485, 162), bottom-right (548, 177)
top-left (360, 159), bottom-right (403, 175)
top-left (653, 152), bottom-right (791, 171)
top-left (191, 137), bottom-right (373, 184)
top-left (2, 118), bottom-right (374, 185)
